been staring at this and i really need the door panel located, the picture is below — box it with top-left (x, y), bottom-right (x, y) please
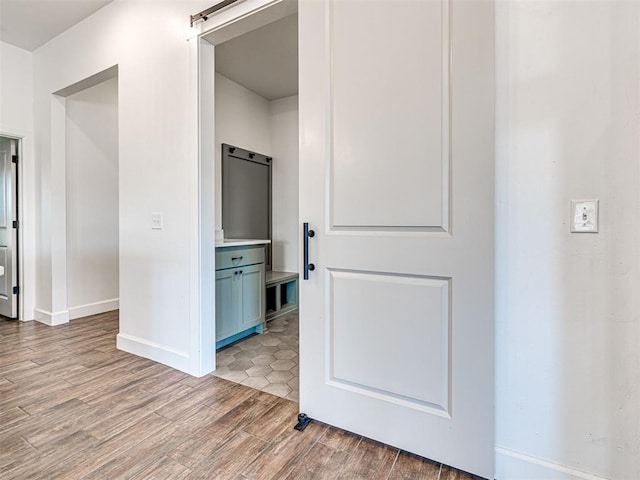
top-left (331, 0), bottom-right (447, 229)
top-left (0, 248), bottom-right (9, 298)
top-left (299, 1), bottom-right (494, 478)
top-left (0, 137), bottom-right (17, 319)
top-left (329, 269), bottom-right (450, 412)
top-left (240, 264), bottom-right (264, 330)
top-left (0, 150), bottom-right (6, 230)
top-left (215, 269), bottom-right (237, 341)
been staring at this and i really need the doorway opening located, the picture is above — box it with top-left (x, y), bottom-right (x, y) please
top-left (42, 65), bottom-right (120, 330)
top-left (201, 3), bottom-right (300, 402)
top-left (64, 75), bottom-right (119, 322)
top-left (0, 135), bottom-right (20, 320)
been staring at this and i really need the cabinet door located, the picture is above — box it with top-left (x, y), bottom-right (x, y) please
top-left (239, 263), bottom-right (265, 330)
top-left (215, 269), bottom-right (238, 341)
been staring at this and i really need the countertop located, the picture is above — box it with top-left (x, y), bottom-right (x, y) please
top-left (215, 239), bottom-right (271, 248)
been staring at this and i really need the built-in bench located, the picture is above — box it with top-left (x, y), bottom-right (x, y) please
top-left (266, 271), bottom-right (298, 321)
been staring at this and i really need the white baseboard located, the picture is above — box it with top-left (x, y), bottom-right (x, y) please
top-left (496, 447), bottom-right (610, 480)
top-left (34, 308), bottom-right (70, 326)
top-left (68, 298), bottom-right (119, 320)
top-left (116, 332), bottom-right (193, 375)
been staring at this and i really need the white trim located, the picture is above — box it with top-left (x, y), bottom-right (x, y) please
top-left (0, 128), bottom-right (35, 321)
top-left (48, 66), bottom-right (120, 324)
top-left (68, 298), bottom-right (119, 320)
top-left (197, 0), bottom-right (296, 44)
top-left (496, 447), bottom-right (610, 480)
top-left (116, 332), bottom-right (194, 375)
top-left (192, 0), bottom-right (294, 376)
top-left (192, 35), bottom-right (216, 376)
top-left (50, 94), bottom-right (68, 315)
top-left (34, 308), bottom-right (70, 326)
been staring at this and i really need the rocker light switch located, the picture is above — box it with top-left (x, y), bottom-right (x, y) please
top-left (571, 200), bottom-right (598, 233)
top-left (151, 212), bottom-right (163, 230)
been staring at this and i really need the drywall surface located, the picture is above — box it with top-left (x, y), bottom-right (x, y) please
top-left (65, 77), bottom-right (118, 318)
top-left (269, 95), bottom-right (298, 273)
top-left (214, 72), bottom-right (271, 232)
top-left (0, 41), bottom-right (33, 134)
top-left (33, 0), bottom-right (215, 372)
top-left (0, 41), bottom-right (36, 321)
top-left (495, 2), bottom-right (640, 478)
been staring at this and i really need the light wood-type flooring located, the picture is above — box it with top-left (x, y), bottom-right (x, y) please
top-left (0, 311), bottom-right (480, 479)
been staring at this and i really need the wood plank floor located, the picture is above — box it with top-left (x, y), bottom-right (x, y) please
top-left (0, 311), bottom-right (480, 479)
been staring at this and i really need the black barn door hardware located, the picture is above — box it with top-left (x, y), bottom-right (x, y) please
top-left (190, 0), bottom-right (239, 27)
top-left (303, 223), bottom-right (315, 280)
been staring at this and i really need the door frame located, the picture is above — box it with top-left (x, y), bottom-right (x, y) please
top-left (0, 131), bottom-right (31, 321)
top-left (38, 66), bottom-right (120, 326)
top-left (59, 72), bottom-right (120, 322)
top-left (192, 0), bottom-right (299, 375)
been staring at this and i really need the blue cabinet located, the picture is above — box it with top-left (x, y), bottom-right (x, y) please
top-left (215, 244), bottom-right (265, 349)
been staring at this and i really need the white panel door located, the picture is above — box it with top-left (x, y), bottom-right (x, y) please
top-left (299, 1), bottom-right (494, 478)
top-left (0, 137), bottom-right (17, 319)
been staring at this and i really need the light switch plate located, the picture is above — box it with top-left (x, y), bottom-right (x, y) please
top-left (571, 200), bottom-right (598, 233)
top-left (151, 212), bottom-right (163, 230)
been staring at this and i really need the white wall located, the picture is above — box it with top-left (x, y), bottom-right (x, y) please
top-left (214, 72), bottom-right (271, 233)
top-left (66, 76), bottom-right (119, 319)
top-left (269, 95), bottom-right (298, 272)
top-left (23, 0), bottom-right (640, 477)
top-left (0, 41), bottom-right (36, 321)
top-left (32, 0), bottom-right (216, 373)
top-left (495, 2), bottom-right (640, 479)
top-left (0, 42), bottom-right (33, 134)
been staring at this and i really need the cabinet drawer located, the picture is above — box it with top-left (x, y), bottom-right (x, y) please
top-left (216, 246), bottom-right (265, 270)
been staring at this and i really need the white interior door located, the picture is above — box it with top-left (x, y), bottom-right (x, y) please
top-left (0, 137), bottom-right (18, 319)
top-left (298, 1), bottom-right (495, 478)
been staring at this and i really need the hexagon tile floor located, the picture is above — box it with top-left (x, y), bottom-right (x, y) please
top-left (213, 312), bottom-right (299, 402)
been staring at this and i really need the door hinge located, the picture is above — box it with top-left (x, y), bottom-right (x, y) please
top-left (11, 155), bottom-right (18, 164)
top-left (12, 286), bottom-right (19, 295)
top-left (12, 220), bottom-right (18, 229)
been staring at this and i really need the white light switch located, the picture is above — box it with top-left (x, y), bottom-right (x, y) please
top-left (151, 212), bottom-right (163, 230)
top-left (571, 200), bottom-right (598, 233)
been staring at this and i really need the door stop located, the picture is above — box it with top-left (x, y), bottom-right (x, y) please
top-left (294, 413), bottom-right (312, 431)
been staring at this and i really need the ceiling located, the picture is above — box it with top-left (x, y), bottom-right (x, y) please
top-left (0, 0), bottom-right (113, 51)
top-left (215, 13), bottom-right (298, 101)
top-left (0, 0), bottom-right (298, 100)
